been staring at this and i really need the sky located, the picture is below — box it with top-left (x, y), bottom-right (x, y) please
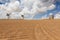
top-left (33, 0), bottom-right (60, 19)
top-left (0, 0), bottom-right (60, 20)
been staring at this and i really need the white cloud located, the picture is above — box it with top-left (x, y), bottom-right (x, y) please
top-left (6, 0), bottom-right (20, 13)
top-left (0, 0), bottom-right (56, 19)
top-left (54, 12), bottom-right (60, 19)
top-left (0, 0), bottom-right (9, 4)
top-left (0, 11), bottom-right (8, 19)
top-left (48, 4), bottom-right (55, 10)
top-left (56, 0), bottom-right (60, 2)
top-left (20, 0), bottom-right (55, 19)
top-left (9, 12), bottom-right (22, 19)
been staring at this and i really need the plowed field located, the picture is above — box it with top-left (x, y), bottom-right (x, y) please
top-left (0, 19), bottom-right (60, 40)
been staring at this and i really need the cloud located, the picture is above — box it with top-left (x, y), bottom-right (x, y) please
top-left (9, 12), bottom-right (21, 19)
top-left (20, 0), bottom-right (55, 19)
top-left (0, 0), bottom-right (56, 19)
top-left (54, 12), bottom-right (60, 19)
top-left (48, 4), bottom-right (55, 10)
top-left (56, 0), bottom-right (60, 2)
top-left (0, 11), bottom-right (8, 19)
top-left (0, 0), bottom-right (9, 4)
top-left (0, 0), bottom-right (21, 19)
top-left (6, 0), bottom-right (20, 13)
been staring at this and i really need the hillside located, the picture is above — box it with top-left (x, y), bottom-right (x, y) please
top-left (0, 19), bottom-right (60, 40)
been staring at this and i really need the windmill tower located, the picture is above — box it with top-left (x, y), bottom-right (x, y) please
top-left (49, 13), bottom-right (54, 20)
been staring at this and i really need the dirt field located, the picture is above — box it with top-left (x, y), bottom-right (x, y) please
top-left (0, 19), bottom-right (60, 40)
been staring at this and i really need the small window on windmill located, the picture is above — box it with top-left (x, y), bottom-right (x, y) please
top-left (49, 13), bottom-right (54, 19)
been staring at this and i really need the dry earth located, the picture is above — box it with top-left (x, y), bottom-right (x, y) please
top-left (0, 19), bottom-right (60, 40)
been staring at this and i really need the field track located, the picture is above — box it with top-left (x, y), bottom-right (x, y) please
top-left (0, 19), bottom-right (60, 40)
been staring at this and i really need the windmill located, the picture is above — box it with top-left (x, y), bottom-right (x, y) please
top-left (49, 13), bottom-right (54, 19)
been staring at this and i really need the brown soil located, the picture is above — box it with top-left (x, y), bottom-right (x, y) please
top-left (0, 19), bottom-right (60, 40)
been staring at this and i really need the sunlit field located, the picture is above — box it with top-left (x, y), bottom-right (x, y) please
top-left (0, 19), bottom-right (60, 40)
